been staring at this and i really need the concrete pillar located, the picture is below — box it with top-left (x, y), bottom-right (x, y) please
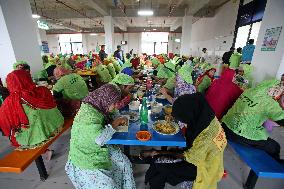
top-left (82, 34), bottom-right (88, 54)
top-left (251, 0), bottom-right (284, 83)
top-left (0, 0), bottom-right (42, 82)
top-left (104, 16), bottom-right (114, 54)
top-left (180, 15), bottom-right (192, 56)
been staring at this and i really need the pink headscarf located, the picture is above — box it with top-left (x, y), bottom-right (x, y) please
top-left (53, 67), bottom-right (71, 80)
top-left (82, 84), bottom-right (121, 115)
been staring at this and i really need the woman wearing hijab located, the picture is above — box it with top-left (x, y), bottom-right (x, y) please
top-left (110, 73), bottom-right (134, 110)
top-left (195, 67), bottom-right (216, 93)
top-left (65, 84), bottom-right (136, 189)
top-left (0, 70), bottom-right (64, 149)
top-left (159, 64), bottom-right (196, 104)
top-left (53, 67), bottom-right (88, 117)
top-left (222, 79), bottom-right (284, 160)
top-left (144, 93), bottom-right (227, 189)
top-left (205, 68), bottom-right (244, 119)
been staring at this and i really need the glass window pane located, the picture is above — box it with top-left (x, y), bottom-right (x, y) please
top-left (235, 25), bottom-right (251, 48)
top-left (141, 42), bottom-right (154, 55)
top-left (155, 42), bottom-right (168, 55)
top-left (60, 42), bottom-right (72, 54)
top-left (250, 21), bottom-right (262, 44)
top-left (72, 42), bottom-right (83, 54)
top-left (59, 34), bottom-right (71, 43)
top-left (70, 34), bottom-right (82, 42)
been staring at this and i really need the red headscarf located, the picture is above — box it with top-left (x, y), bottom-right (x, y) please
top-left (205, 68), bottom-right (243, 119)
top-left (196, 68), bottom-right (216, 87)
top-left (0, 70), bottom-right (57, 146)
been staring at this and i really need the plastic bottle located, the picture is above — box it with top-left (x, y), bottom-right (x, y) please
top-left (140, 97), bottom-right (149, 130)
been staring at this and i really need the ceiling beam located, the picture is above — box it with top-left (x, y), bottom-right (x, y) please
top-left (88, 0), bottom-right (109, 16)
top-left (170, 18), bottom-right (182, 31)
top-left (186, 0), bottom-right (211, 15)
top-left (113, 18), bottom-right (127, 31)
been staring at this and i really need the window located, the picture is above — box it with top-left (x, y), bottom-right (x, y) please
top-left (59, 34), bottom-right (83, 54)
top-left (235, 21), bottom-right (262, 48)
top-left (141, 32), bottom-right (169, 55)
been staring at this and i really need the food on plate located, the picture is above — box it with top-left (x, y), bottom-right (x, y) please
top-left (136, 131), bottom-right (151, 141)
top-left (153, 121), bottom-right (179, 135)
top-left (122, 111), bottom-right (139, 121)
top-left (156, 94), bottom-right (165, 99)
top-left (129, 101), bottom-right (140, 111)
top-left (165, 115), bottom-right (174, 122)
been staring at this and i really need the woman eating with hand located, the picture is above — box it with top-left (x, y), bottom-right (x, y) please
top-left (65, 84), bottom-right (136, 189)
top-left (144, 93), bottom-right (227, 189)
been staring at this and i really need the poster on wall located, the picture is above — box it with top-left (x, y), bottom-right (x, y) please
top-left (261, 26), bottom-right (282, 51)
top-left (41, 41), bottom-right (49, 53)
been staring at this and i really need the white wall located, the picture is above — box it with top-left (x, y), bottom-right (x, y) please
top-left (0, 0), bottom-right (42, 77)
top-left (46, 34), bottom-right (60, 54)
top-left (252, 0), bottom-right (284, 83)
top-left (168, 33), bottom-right (182, 54)
top-left (0, 3), bottom-right (16, 83)
top-left (190, 0), bottom-right (239, 57)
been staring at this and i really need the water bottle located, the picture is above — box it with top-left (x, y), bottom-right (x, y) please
top-left (140, 97), bottom-right (149, 130)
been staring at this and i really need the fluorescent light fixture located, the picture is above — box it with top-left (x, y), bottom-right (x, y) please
top-left (90, 33), bottom-right (98, 36)
top-left (32, 14), bottom-right (41, 19)
top-left (37, 20), bottom-right (49, 30)
top-left (138, 10), bottom-right (153, 16)
top-left (175, 38), bottom-right (181, 43)
top-left (153, 28), bottom-right (157, 31)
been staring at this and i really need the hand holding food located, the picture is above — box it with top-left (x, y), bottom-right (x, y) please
top-left (111, 117), bottom-right (128, 129)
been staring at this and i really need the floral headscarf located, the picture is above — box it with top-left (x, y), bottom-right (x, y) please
top-left (82, 84), bottom-right (121, 115)
top-left (112, 73), bottom-right (134, 86)
top-left (53, 67), bottom-right (72, 80)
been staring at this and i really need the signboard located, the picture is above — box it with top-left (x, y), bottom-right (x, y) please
top-left (41, 41), bottom-right (49, 53)
top-left (261, 26), bottom-right (282, 51)
top-left (37, 20), bottom-right (49, 30)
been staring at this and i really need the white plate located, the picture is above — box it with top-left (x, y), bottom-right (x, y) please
top-left (121, 111), bottom-right (139, 122)
top-left (152, 120), bottom-right (180, 135)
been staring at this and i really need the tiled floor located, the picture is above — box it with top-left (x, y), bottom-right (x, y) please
top-left (1, 127), bottom-right (284, 189)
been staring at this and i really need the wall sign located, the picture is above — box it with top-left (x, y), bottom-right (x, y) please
top-left (37, 20), bottom-right (49, 30)
top-left (261, 26), bottom-right (282, 51)
top-left (41, 41), bottom-right (49, 53)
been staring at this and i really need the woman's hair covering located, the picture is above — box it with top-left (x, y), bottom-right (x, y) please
top-left (0, 70), bottom-right (56, 146)
top-left (13, 61), bottom-right (28, 70)
top-left (112, 73), bottom-right (134, 86)
top-left (178, 64), bottom-right (193, 84)
top-left (151, 57), bottom-right (160, 66)
top-left (96, 64), bottom-right (112, 83)
top-left (82, 84), bottom-right (120, 115)
top-left (172, 93), bottom-right (215, 148)
top-left (113, 60), bottom-right (122, 73)
top-left (107, 63), bottom-right (117, 79)
top-left (164, 61), bottom-right (176, 72)
top-left (121, 60), bottom-right (132, 70)
top-left (53, 66), bottom-right (71, 80)
top-left (121, 67), bottom-right (134, 76)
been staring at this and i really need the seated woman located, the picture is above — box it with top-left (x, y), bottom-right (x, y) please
top-left (13, 61), bottom-right (29, 70)
top-left (111, 73), bottom-right (134, 110)
top-left (205, 68), bottom-right (244, 119)
top-left (143, 93), bottom-right (227, 189)
top-left (96, 64), bottom-right (113, 86)
top-left (53, 67), bottom-right (89, 117)
top-left (195, 67), bottom-right (216, 93)
top-left (120, 60), bottom-right (134, 76)
top-left (155, 61), bottom-right (176, 85)
top-left (107, 63), bottom-right (117, 79)
top-left (0, 70), bottom-right (64, 149)
top-left (160, 64), bottom-right (196, 104)
top-left (222, 79), bottom-right (284, 160)
top-left (65, 84), bottom-right (135, 189)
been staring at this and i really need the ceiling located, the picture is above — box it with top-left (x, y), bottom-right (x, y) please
top-left (29, 0), bottom-right (230, 33)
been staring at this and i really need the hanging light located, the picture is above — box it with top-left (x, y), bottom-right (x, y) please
top-left (138, 10), bottom-right (153, 16)
top-left (32, 14), bottom-right (41, 19)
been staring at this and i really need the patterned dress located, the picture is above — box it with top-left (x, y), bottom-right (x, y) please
top-left (174, 75), bottom-right (196, 101)
top-left (65, 125), bottom-right (136, 189)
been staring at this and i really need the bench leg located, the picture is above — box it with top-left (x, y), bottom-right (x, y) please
top-left (124, 146), bottom-right (130, 157)
top-left (35, 155), bottom-right (48, 181)
top-left (244, 170), bottom-right (258, 189)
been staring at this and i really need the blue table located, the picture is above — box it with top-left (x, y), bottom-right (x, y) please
top-left (107, 99), bottom-right (186, 148)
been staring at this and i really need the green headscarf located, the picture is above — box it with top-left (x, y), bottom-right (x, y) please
top-left (157, 65), bottom-right (175, 79)
top-left (178, 64), bottom-right (193, 84)
top-left (151, 57), bottom-right (160, 67)
top-left (96, 64), bottom-right (112, 83)
top-left (121, 60), bottom-right (132, 70)
top-left (112, 73), bottom-right (134, 86)
top-left (164, 61), bottom-right (176, 72)
top-left (113, 60), bottom-right (122, 73)
top-left (13, 61), bottom-right (28, 70)
top-left (163, 75), bottom-right (176, 90)
top-left (107, 63), bottom-right (117, 79)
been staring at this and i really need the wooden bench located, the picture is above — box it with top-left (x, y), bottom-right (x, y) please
top-left (229, 141), bottom-right (284, 189)
top-left (0, 118), bottom-right (73, 181)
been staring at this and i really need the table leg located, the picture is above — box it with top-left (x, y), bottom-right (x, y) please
top-left (35, 155), bottom-right (48, 181)
top-left (244, 170), bottom-right (258, 189)
top-left (124, 146), bottom-right (130, 157)
top-left (161, 146), bottom-right (168, 151)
